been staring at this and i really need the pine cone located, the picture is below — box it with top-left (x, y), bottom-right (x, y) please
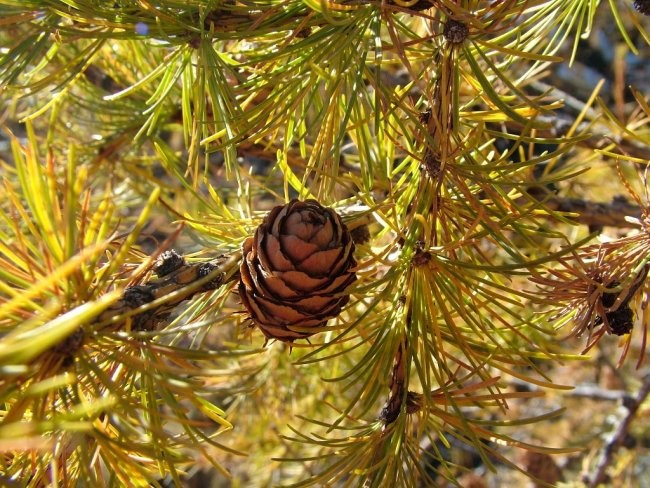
top-left (239, 199), bottom-right (357, 342)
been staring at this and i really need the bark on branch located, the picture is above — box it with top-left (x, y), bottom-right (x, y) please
top-left (588, 373), bottom-right (650, 487)
top-left (545, 196), bottom-right (643, 229)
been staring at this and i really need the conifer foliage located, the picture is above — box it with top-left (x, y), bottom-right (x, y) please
top-left (1, 0), bottom-right (650, 486)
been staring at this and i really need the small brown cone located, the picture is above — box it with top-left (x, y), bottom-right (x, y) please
top-left (239, 199), bottom-right (357, 342)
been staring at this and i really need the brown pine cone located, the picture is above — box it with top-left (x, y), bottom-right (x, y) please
top-left (239, 199), bottom-right (357, 342)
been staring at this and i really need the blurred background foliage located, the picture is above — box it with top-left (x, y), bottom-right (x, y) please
top-left (1, 0), bottom-right (650, 486)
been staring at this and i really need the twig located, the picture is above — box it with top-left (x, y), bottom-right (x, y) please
top-left (528, 81), bottom-right (650, 162)
top-left (508, 378), bottom-right (632, 403)
top-left (588, 373), bottom-right (650, 487)
top-left (380, 336), bottom-right (409, 425)
top-left (96, 250), bottom-right (242, 332)
top-left (356, 196), bottom-right (642, 230)
top-left (545, 196), bottom-right (643, 229)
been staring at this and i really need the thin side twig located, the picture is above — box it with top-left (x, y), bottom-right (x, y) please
top-left (588, 373), bottom-right (650, 487)
top-left (96, 250), bottom-right (242, 332)
top-left (508, 378), bottom-right (632, 403)
top-left (545, 197), bottom-right (642, 229)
